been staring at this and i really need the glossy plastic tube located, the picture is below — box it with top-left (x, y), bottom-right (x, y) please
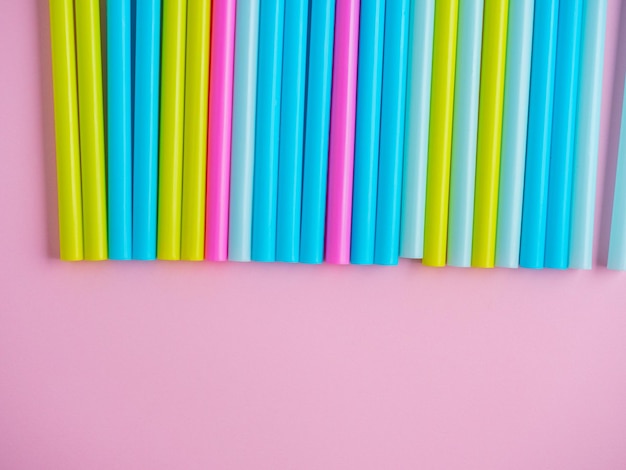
top-left (374, 0), bottom-right (410, 266)
top-left (423, 0), bottom-right (459, 267)
top-left (181, 0), bottom-right (211, 261)
top-left (351, 0), bottom-right (385, 265)
top-left (76, 0), bottom-right (108, 260)
top-left (495, 0), bottom-right (535, 268)
top-left (106, 0), bottom-right (131, 259)
top-left (544, 0), bottom-right (583, 269)
top-left (569, 0), bottom-right (608, 269)
top-left (326, 0), bottom-right (360, 265)
top-left (229, 0), bottom-right (260, 262)
top-left (300, 0), bottom-right (336, 264)
top-left (519, 0), bottom-right (559, 269)
top-left (276, 0), bottom-right (309, 263)
top-left (157, 0), bottom-right (187, 260)
top-left (471, 0), bottom-right (508, 268)
top-left (608, 77), bottom-right (626, 271)
top-left (206, 0), bottom-right (236, 261)
top-left (447, 0), bottom-right (484, 267)
top-left (49, 0), bottom-right (83, 261)
top-left (399, 0), bottom-right (435, 260)
top-left (133, 0), bottom-right (162, 260)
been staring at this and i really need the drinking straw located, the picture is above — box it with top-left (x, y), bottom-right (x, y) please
top-left (133, 0), bottom-right (162, 260)
top-left (326, 0), bottom-right (360, 265)
top-left (350, 0), bottom-right (385, 265)
top-left (276, 0), bottom-right (309, 263)
top-left (495, 0), bottom-right (534, 268)
top-left (157, 0), bottom-right (187, 260)
top-left (181, 0), bottom-right (211, 261)
top-left (422, 0), bottom-right (459, 267)
top-left (447, 0), bottom-right (484, 267)
top-left (569, 0), bottom-right (608, 269)
top-left (49, 0), bottom-right (83, 261)
top-left (229, 0), bottom-right (260, 262)
top-left (544, 0), bottom-right (583, 269)
top-left (75, 0), bottom-right (108, 260)
top-left (519, 0), bottom-right (559, 269)
top-left (105, 0), bottom-right (131, 260)
top-left (252, 0), bottom-right (285, 262)
top-left (300, 0), bottom-right (336, 264)
top-left (399, 0), bottom-right (435, 260)
top-left (608, 78), bottom-right (626, 271)
top-left (471, 0), bottom-right (508, 268)
top-left (373, 0), bottom-right (410, 266)
top-left (206, 0), bottom-right (236, 261)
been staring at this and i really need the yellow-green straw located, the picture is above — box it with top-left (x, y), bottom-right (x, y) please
top-left (423, 0), bottom-right (459, 267)
top-left (472, 0), bottom-right (509, 268)
top-left (181, 0), bottom-right (211, 260)
top-left (75, 0), bottom-right (108, 260)
top-left (49, 0), bottom-right (83, 261)
top-left (158, 0), bottom-right (188, 260)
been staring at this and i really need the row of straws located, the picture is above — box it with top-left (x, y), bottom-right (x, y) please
top-left (49, 0), bottom-right (622, 269)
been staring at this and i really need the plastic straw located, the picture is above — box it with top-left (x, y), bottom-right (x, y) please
top-left (326, 0), bottom-right (360, 265)
top-left (300, 0), bottom-right (336, 264)
top-left (181, 0), bottom-right (211, 261)
top-left (157, 0), bottom-right (187, 260)
top-left (276, 0), bottom-right (309, 263)
top-left (519, 0), bottom-right (559, 269)
top-left (229, 0), bottom-right (260, 262)
top-left (49, 0), bottom-right (84, 261)
top-left (495, 0), bottom-right (534, 268)
top-left (374, 0), bottom-right (410, 266)
top-left (471, 0), bottom-right (508, 268)
top-left (76, 0), bottom-right (108, 260)
top-left (569, 0), bottom-right (608, 269)
top-left (544, 0), bottom-right (583, 269)
top-left (423, 0), bottom-right (459, 267)
top-left (106, 0), bottom-right (131, 259)
top-left (447, 0), bottom-right (484, 267)
top-left (133, 0), bottom-right (162, 260)
top-left (251, 0), bottom-right (285, 262)
top-left (608, 77), bottom-right (626, 271)
top-left (351, 0), bottom-right (385, 265)
top-left (399, 0), bottom-right (435, 260)
top-left (206, 0), bottom-right (236, 261)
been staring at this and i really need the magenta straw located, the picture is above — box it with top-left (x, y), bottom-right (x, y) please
top-left (325, 0), bottom-right (361, 264)
top-left (206, 0), bottom-right (237, 261)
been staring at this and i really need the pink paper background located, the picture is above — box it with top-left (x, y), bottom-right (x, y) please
top-left (2, 1), bottom-right (626, 469)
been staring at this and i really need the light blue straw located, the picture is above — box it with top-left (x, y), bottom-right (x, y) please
top-left (608, 77), bottom-right (626, 271)
top-left (229, 0), bottom-right (260, 262)
top-left (447, 0), bottom-right (484, 267)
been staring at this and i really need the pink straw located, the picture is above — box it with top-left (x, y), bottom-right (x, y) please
top-left (206, 0), bottom-right (237, 261)
top-left (325, 0), bottom-right (361, 264)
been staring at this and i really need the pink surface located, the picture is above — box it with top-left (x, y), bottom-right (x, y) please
top-left (326, 0), bottom-right (360, 264)
top-left (206, 0), bottom-right (236, 261)
top-left (1, 1), bottom-right (626, 469)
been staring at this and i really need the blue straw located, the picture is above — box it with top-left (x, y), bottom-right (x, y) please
top-left (447, 0), bottom-right (484, 267)
top-left (132, 0), bottom-right (161, 260)
top-left (495, 0), bottom-right (534, 268)
top-left (252, 0), bottom-right (285, 262)
top-left (374, 0), bottom-right (411, 266)
top-left (276, 0), bottom-right (309, 263)
top-left (229, 0), bottom-right (260, 262)
top-left (519, 0), bottom-right (560, 269)
top-left (399, 0), bottom-right (435, 259)
top-left (108, 0), bottom-right (133, 259)
top-left (544, 0), bottom-right (584, 269)
top-left (569, 0), bottom-right (608, 269)
top-left (351, 0), bottom-right (385, 265)
top-left (608, 77), bottom-right (626, 271)
top-left (300, 0), bottom-right (336, 264)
